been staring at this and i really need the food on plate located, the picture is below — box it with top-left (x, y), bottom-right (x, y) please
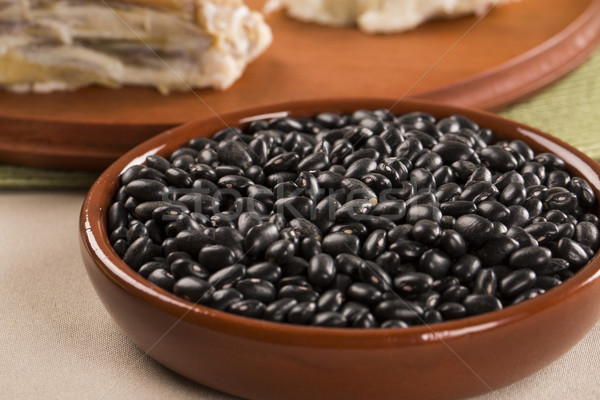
top-left (108, 109), bottom-right (599, 328)
top-left (271, 0), bottom-right (518, 34)
top-left (0, 0), bottom-right (272, 93)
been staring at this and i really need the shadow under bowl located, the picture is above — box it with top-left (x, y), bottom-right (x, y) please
top-left (80, 99), bottom-right (600, 400)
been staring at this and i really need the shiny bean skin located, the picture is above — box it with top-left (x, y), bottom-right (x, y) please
top-left (111, 110), bottom-right (598, 329)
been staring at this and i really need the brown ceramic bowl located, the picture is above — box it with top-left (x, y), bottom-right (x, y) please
top-left (80, 99), bottom-right (600, 400)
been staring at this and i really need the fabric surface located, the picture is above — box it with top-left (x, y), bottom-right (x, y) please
top-left (1, 191), bottom-right (599, 400)
top-left (0, 48), bottom-right (599, 189)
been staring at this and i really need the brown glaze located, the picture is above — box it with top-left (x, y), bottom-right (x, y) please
top-left (80, 99), bottom-right (600, 400)
top-left (3, 0), bottom-right (600, 171)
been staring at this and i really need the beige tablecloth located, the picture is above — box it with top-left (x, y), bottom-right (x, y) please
top-left (1, 191), bottom-right (599, 399)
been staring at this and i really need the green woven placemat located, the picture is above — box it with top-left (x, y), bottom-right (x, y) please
top-left (1, 49), bottom-right (599, 189)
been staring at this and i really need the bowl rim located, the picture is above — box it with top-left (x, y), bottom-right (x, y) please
top-left (80, 98), bottom-right (600, 347)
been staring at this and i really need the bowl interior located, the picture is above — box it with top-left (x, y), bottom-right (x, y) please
top-left (81, 98), bottom-right (600, 345)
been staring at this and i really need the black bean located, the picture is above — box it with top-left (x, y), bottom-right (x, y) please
top-left (297, 152), bottom-right (330, 172)
top-left (138, 261), bottom-right (167, 279)
top-left (208, 264), bottom-right (246, 289)
top-left (460, 181), bottom-right (499, 203)
top-left (419, 249), bottom-right (451, 279)
top-left (287, 301), bottom-right (317, 324)
top-left (357, 261), bottom-right (393, 292)
top-left (524, 222), bottom-right (559, 244)
top-left (329, 223), bottom-right (369, 242)
top-left (262, 152), bottom-right (299, 175)
top-left (451, 254), bottom-right (482, 283)
top-left (440, 200), bottom-right (477, 218)
top-left (389, 239), bottom-right (426, 261)
top-left (454, 214), bottom-right (494, 245)
top-left (361, 230), bottom-right (387, 260)
top-left (437, 302), bottom-right (467, 320)
top-left (473, 268), bottom-right (498, 295)
top-left (347, 283), bottom-right (382, 305)
top-left (512, 288), bottom-right (546, 305)
top-left (569, 177), bottom-right (596, 209)
top-left (373, 300), bottom-right (424, 324)
top-left (533, 258), bottom-right (569, 276)
top-left (147, 269), bottom-right (175, 291)
top-left (334, 199), bottom-right (375, 222)
top-left (558, 238), bottom-right (591, 270)
top-left (244, 223), bottom-right (280, 257)
top-left (263, 298), bottom-right (298, 322)
top-left (476, 200), bottom-right (510, 222)
top-left (307, 254), bottom-right (336, 287)
top-left (228, 299), bottom-right (265, 319)
top-left (263, 240), bottom-right (295, 264)
top-left (406, 204), bottom-right (442, 224)
top-left (479, 146), bottom-right (518, 172)
top-left (393, 272), bottom-right (433, 296)
top-left (173, 276), bottom-right (212, 303)
top-left (536, 276), bottom-right (562, 290)
top-left (477, 237), bottom-right (520, 267)
top-left (207, 288), bottom-right (244, 311)
top-left (442, 285), bottom-right (469, 303)
top-left (499, 269), bottom-right (536, 299)
top-left (123, 236), bottom-right (154, 270)
top-left (575, 221), bottom-right (600, 250)
top-left (466, 166), bottom-right (493, 186)
top-left (125, 179), bottom-right (169, 202)
top-left (235, 278), bottom-right (276, 303)
top-left (463, 294), bottom-right (503, 315)
top-left (170, 258), bottom-right (210, 280)
top-left (438, 229), bottom-right (468, 258)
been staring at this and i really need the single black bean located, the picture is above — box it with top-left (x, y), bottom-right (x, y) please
top-left (389, 239), bottom-right (426, 261)
top-left (477, 237), bottom-right (520, 267)
top-left (440, 200), bottom-right (477, 218)
top-left (393, 272), bottom-right (433, 296)
top-left (373, 300), bottom-right (424, 324)
top-left (524, 222), bottom-right (559, 244)
top-left (558, 238), bottom-right (591, 270)
top-left (459, 181), bottom-right (499, 203)
top-left (263, 298), bottom-right (298, 322)
top-left (512, 288), bottom-right (546, 305)
top-left (499, 182), bottom-right (527, 206)
top-left (473, 268), bottom-right (498, 295)
top-left (235, 278), bottom-right (277, 303)
top-left (454, 214), bottom-right (494, 245)
top-left (170, 258), bottom-right (210, 280)
top-left (361, 230), bottom-right (387, 260)
top-left (173, 276), bottom-right (212, 303)
top-left (147, 269), bottom-right (175, 291)
top-left (228, 299), bottom-right (265, 319)
top-left (244, 223), bottom-right (280, 257)
top-left (138, 261), bottom-right (167, 279)
top-left (125, 179), bottom-right (169, 202)
top-left (307, 254), bottom-right (336, 287)
top-left (406, 204), bottom-right (442, 224)
top-left (334, 199), bottom-right (375, 222)
top-left (462, 294), bottom-right (503, 315)
top-left (442, 285), bottom-right (469, 303)
top-left (450, 254), bottom-right (482, 283)
top-left (347, 283), bottom-right (382, 305)
top-left (357, 261), bottom-right (393, 292)
top-left (438, 229), bottom-right (468, 258)
top-left (208, 264), bottom-right (246, 289)
top-left (123, 236), bottom-right (153, 270)
top-left (287, 301), bottom-right (318, 324)
top-left (499, 269), bottom-right (537, 299)
top-left (437, 302), bottom-right (467, 320)
top-left (419, 249), bottom-right (451, 279)
top-left (479, 146), bottom-right (518, 172)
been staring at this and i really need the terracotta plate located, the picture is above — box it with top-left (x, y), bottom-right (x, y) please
top-left (1, 0), bottom-right (600, 171)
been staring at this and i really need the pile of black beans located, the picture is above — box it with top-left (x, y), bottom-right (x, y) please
top-left (108, 109), bottom-right (600, 328)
